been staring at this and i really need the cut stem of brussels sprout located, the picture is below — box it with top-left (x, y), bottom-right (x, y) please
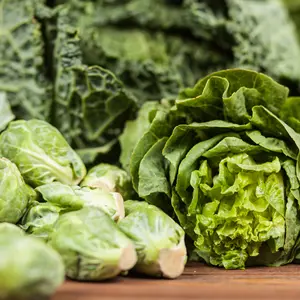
top-left (134, 239), bottom-right (187, 279)
top-left (119, 243), bottom-right (138, 271)
top-left (119, 201), bottom-right (187, 278)
top-left (157, 239), bottom-right (187, 279)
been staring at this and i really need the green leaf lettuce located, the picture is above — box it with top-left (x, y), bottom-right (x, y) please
top-left (130, 69), bottom-right (300, 269)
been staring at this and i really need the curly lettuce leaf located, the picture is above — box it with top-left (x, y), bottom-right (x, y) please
top-left (130, 69), bottom-right (300, 269)
top-left (120, 101), bottom-right (164, 172)
top-left (280, 97), bottom-right (300, 134)
top-left (178, 69), bottom-right (289, 117)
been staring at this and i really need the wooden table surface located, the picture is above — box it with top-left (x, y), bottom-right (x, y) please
top-left (52, 263), bottom-right (300, 300)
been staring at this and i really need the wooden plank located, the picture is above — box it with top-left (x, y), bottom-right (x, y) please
top-left (52, 263), bottom-right (300, 300)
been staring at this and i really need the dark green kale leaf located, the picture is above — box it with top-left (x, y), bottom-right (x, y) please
top-left (52, 8), bottom-right (137, 164)
top-left (283, 0), bottom-right (300, 40)
top-left (79, 27), bottom-right (230, 103)
top-left (228, 0), bottom-right (300, 86)
top-left (0, 0), bottom-right (52, 120)
top-left (60, 0), bottom-right (232, 102)
top-left (58, 0), bottom-right (300, 103)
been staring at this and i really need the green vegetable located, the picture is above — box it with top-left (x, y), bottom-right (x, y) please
top-left (48, 207), bottom-right (137, 281)
top-left (0, 1), bottom-right (137, 164)
top-left (20, 202), bottom-right (67, 241)
top-left (73, 186), bottom-right (125, 221)
top-left (64, 0), bottom-right (300, 103)
top-left (21, 181), bottom-right (125, 240)
top-left (130, 69), bottom-right (300, 269)
top-left (119, 101), bottom-right (170, 173)
top-left (0, 228), bottom-right (65, 300)
top-left (37, 182), bottom-right (125, 221)
top-left (0, 223), bottom-right (24, 236)
top-left (119, 201), bottom-right (187, 279)
top-left (20, 182), bottom-right (84, 240)
top-left (0, 119), bottom-right (86, 187)
top-left (0, 92), bottom-right (14, 131)
top-left (81, 163), bottom-right (134, 200)
top-left (36, 182), bottom-right (84, 211)
top-left (0, 0), bottom-right (52, 121)
top-left (2, 0), bottom-right (300, 165)
top-left (0, 158), bottom-right (33, 224)
top-left (51, 7), bottom-right (137, 164)
top-left (283, 0), bottom-right (300, 40)
top-left (280, 97), bottom-right (300, 133)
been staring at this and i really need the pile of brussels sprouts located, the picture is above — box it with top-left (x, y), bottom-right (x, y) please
top-left (0, 119), bottom-right (187, 300)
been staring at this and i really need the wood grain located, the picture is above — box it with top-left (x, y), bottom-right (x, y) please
top-left (52, 263), bottom-right (300, 300)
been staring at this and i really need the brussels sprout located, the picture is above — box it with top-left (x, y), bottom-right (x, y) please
top-left (37, 182), bottom-right (124, 221)
top-left (0, 158), bottom-right (33, 224)
top-left (0, 223), bottom-right (24, 236)
top-left (36, 182), bottom-right (84, 212)
top-left (0, 119), bottom-right (86, 187)
top-left (48, 207), bottom-right (137, 281)
top-left (20, 182), bottom-right (84, 241)
top-left (0, 231), bottom-right (65, 300)
top-left (73, 186), bottom-right (125, 221)
top-left (21, 182), bottom-right (125, 241)
top-left (81, 163), bottom-right (134, 200)
top-left (20, 202), bottom-right (64, 241)
top-left (118, 201), bottom-right (187, 279)
top-left (20, 182), bottom-right (83, 241)
top-left (25, 184), bottom-right (39, 204)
